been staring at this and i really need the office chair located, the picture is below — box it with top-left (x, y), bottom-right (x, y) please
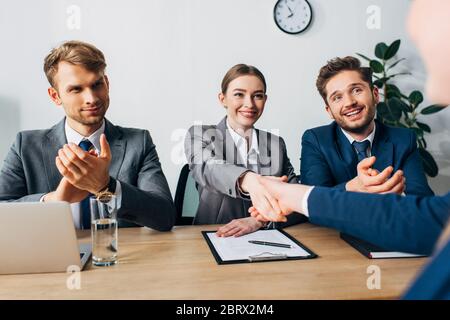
top-left (174, 164), bottom-right (199, 225)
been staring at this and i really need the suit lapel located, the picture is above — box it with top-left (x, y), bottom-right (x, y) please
top-left (256, 129), bottom-right (273, 176)
top-left (217, 117), bottom-right (239, 165)
top-left (42, 118), bottom-right (126, 189)
top-left (371, 122), bottom-right (394, 172)
top-left (335, 124), bottom-right (358, 178)
top-left (104, 119), bottom-right (126, 179)
top-left (42, 119), bottom-right (67, 190)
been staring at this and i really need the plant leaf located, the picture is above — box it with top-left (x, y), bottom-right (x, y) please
top-left (416, 121), bottom-right (431, 133)
top-left (386, 98), bottom-right (405, 121)
top-left (356, 53), bottom-right (372, 62)
top-left (412, 127), bottom-right (424, 139)
top-left (421, 138), bottom-right (427, 149)
top-left (421, 105), bottom-right (447, 115)
top-left (388, 72), bottom-right (412, 78)
top-left (385, 84), bottom-right (402, 99)
top-left (408, 90), bottom-right (424, 106)
top-left (384, 39), bottom-right (401, 60)
top-left (373, 79), bottom-right (384, 88)
top-left (377, 101), bottom-right (401, 122)
top-left (387, 58), bottom-right (406, 70)
top-left (376, 102), bottom-right (389, 121)
top-left (418, 148), bottom-right (438, 177)
top-left (370, 60), bottom-right (384, 73)
top-left (375, 43), bottom-right (388, 60)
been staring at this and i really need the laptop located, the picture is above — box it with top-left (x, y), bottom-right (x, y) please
top-left (0, 202), bottom-right (92, 275)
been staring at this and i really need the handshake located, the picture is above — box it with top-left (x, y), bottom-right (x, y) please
top-left (248, 156), bottom-right (406, 223)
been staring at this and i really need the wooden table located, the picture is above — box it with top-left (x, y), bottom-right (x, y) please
top-left (0, 223), bottom-right (427, 299)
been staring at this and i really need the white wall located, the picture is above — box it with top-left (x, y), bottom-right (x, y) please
top-left (1, 0), bottom-right (449, 195)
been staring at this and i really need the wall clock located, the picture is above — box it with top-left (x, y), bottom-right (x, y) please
top-left (274, 0), bottom-right (313, 34)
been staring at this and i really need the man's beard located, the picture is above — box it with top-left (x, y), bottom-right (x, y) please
top-left (334, 105), bottom-right (376, 135)
top-left (76, 100), bottom-right (109, 125)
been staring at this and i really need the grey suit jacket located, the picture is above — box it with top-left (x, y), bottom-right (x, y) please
top-left (0, 118), bottom-right (176, 231)
top-left (184, 117), bottom-right (307, 226)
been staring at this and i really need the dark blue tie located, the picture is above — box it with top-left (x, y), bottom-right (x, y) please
top-left (79, 140), bottom-right (93, 229)
top-left (352, 140), bottom-right (371, 162)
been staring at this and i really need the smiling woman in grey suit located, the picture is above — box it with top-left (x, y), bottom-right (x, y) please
top-left (184, 64), bottom-right (306, 237)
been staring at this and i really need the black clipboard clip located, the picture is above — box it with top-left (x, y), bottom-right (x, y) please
top-left (248, 252), bottom-right (288, 262)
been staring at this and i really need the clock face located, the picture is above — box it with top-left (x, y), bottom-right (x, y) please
top-left (274, 0), bottom-right (313, 34)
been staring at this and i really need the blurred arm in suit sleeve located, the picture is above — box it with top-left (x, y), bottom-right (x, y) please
top-left (308, 188), bottom-right (449, 255)
top-left (401, 130), bottom-right (435, 196)
top-left (118, 130), bottom-right (176, 231)
top-left (251, 177), bottom-right (449, 255)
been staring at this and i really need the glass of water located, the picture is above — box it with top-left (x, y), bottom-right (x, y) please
top-left (90, 194), bottom-right (118, 266)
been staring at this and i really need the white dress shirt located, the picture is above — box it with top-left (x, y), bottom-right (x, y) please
top-left (300, 123), bottom-right (377, 217)
top-left (226, 120), bottom-right (260, 173)
top-left (227, 120), bottom-right (272, 226)
top-left (341, 124), bottom-right (376, 157)
top-left (41, 120), bottom-right (122, 229)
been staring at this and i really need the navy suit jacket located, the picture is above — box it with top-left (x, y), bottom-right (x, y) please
top-left (308, 188), bottom-right (450, 299)
top-left (300, 121), bottom-right (434, 196)
top-left (403, 237), bottom-right (450, 300)
top-left (308, 188), bottom-right (450, 255)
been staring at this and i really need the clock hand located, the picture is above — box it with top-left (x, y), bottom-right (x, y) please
top-left (292, 1), bottom-right (305, 15)
top-left (285, 0), bottom-right (294, 15)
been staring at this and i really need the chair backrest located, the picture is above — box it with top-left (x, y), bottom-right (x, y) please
top-left (174, 164), bottom-right (199, 225)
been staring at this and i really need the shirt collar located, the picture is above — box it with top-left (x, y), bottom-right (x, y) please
top-left (226, 119), bottom-right (259, 155)
top-left (64, 119), bottom-right (105, 153)
top-left (341, 122), bottom-right (376, 147)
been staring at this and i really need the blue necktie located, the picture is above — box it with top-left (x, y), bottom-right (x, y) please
top-left (352, 140), bottom-right (371, 163)
top-left (79, 140), bottom-right (93, 229)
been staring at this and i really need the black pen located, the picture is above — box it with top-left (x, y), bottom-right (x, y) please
top-left (248, 240), bottom-right (292, 248)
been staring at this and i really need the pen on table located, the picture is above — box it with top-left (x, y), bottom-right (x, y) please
top-left (248, 240), bottom-right (292, 248)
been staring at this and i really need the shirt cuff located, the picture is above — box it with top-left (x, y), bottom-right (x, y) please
top-left (39, 194), bottom-right (46, 202)
top-left (236, 170), bottom-right (253, 197)
top-left (300, 186), bottom-right (315, 217)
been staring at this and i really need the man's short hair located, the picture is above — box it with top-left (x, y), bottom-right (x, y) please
top-left (43, 40), bottom-right (106, 88)
top-left (316, 56), bottom-right (373, 104)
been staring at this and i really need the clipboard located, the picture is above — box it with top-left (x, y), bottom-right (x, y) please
top-left (202, 229), bottom-right (318, 265)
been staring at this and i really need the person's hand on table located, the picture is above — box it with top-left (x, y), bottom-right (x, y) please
top-left (216, 217), bottom-right (265, 237)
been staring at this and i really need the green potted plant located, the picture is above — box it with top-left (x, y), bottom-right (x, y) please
top-left (356, 39), bottom-right (447, 177)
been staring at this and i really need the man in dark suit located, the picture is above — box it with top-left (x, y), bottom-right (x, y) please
top-left (249, 0), bottom-right (450, 299)
top-left (301, 56), bottom-right (434, 196)
top-left (0, 41), bottom-right (176, 231)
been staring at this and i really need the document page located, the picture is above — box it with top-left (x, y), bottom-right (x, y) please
top-left (206, 229), bottom-right (311, 262)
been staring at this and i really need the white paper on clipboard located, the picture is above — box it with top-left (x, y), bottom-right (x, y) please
top-left (206, 229), bottom-right (311, 262)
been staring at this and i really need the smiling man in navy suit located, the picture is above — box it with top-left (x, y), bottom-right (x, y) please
top-left (249, 0), bottom-right (450, 299)
top-left (300, 56), bottom-right (434, 196)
